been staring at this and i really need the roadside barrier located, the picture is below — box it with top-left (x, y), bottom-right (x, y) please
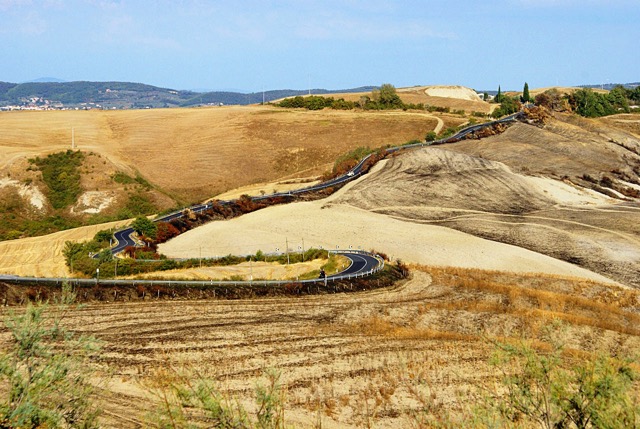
top-left (0, 251), bottom-right (385, 288)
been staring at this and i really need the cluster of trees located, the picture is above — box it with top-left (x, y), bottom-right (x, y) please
top-left (277, 84), bottom-right (425, 111)
top-left (490, 83), bottom-right (529, 118)
top-left (568, 86), bottom-right (636, 117)
top-left (492, 95), bottom-right (521, 118)
top-left (490, 81), bottom-right (640, 119)
top-left (275, 95), bottom-right (356, 110)
top-left (533, 86), bottom-right (639, 118)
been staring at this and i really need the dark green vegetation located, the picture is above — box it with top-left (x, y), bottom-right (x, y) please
top-left (0, 206), bottom-right (81, 241)
top-left (0, 80), bottom-right (376, 109)
top-left (492, 95), bottom-right (522, 118)
top-left (0, 285), bottom-right (101, 428)
top-left (277, 83), bottom-right (426, 111)
top-left (536, 86), bottom-right (640, 118)
top-left (569, 87), bottom-right (636, 117)
top-left (522, 82), bottom-right (531, 103)
top-left (29, 150), bottom-right (84, 209)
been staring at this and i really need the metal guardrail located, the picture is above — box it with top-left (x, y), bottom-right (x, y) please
top-left (0, 251), bottom-right (386, 288)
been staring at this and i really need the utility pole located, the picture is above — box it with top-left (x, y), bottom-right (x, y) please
top-left (286, 238), bottom-right (290, 265)
top-left (302, 238), bottom-right (305, 262)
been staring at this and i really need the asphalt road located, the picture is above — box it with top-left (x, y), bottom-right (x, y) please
top-left (104, 113), bottom-right (522, 260)
top-left (329, 252), bottom-right (380, 278)
top-left (0, 251), bottom-right (382, 285)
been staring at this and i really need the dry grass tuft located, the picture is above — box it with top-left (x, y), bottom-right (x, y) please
top-left (413, 264), bottom-right (640, 337)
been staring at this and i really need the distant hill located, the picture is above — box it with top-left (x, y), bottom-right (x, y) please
top-left (24, 77), bottom-right (67, 83)
top-left (0, 80), bottom-right (377, 109)
top-left (580, 82), bottom-right (639, 90)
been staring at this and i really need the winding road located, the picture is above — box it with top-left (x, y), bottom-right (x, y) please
top-left (0, 112), bottom-right (520, 286)
top-left (110, 113), bottom-right (521, 256)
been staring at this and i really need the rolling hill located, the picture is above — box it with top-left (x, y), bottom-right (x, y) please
top-left (0, 105), bottom-right (451, 244)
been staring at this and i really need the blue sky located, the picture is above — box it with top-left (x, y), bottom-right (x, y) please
top-left (1, 0), bottom-right (638, 92)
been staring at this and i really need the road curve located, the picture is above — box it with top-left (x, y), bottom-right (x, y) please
top-left (330, 252), bottom-right (380, 278)
top-left (0, 251), bottom-right (384, 286)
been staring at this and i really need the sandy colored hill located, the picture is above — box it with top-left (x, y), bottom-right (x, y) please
top-left (423, 85), bottom-right (482, 101)
top-left (403, 85), bottom-right (494, 114)
top-left (0, 106), bottom-right (440, 204)
top-left (160, 161), bottom-right (617, 284)
top-left (160, 114), bottom-right (640, 287)
top-left (336, 115), bottom-right (640, 287)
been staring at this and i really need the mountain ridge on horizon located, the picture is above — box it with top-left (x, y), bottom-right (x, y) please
top-left (0, 79), bottom-right (378, 109)
top-left (1, 78), bottom-right (638, 110)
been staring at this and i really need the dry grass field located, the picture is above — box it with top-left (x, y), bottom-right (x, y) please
top-left (0, 219), bottom-right (128, 277)
top-left (0, 105), bottom-right (447, 276)
top-left (0, 106), bottom-right (441, 204)
top-left (4, 265), bottom-right (634, 428)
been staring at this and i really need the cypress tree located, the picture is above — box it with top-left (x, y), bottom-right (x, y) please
top-left (522, 82), bottom-right (530, 102)
top-left (496, 85), bottom-right (502, 103)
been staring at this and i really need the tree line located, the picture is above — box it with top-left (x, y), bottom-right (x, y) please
top-left (276, 83), bottom-right (426, 111)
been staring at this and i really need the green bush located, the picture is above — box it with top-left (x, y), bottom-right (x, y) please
top-left (148, 368), bottom-right (285, 429)
top-left (0, 286), bottom-right (101, 427)
top-left (492, 96), bottom-right (521, 118)
top-left (29, 150), bottom-right (84, 209)
top-left (333, 146), bottom-right (375, 175)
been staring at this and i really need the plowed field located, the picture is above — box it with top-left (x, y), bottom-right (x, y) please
top-left (14, 266), bottom-right (636, 428)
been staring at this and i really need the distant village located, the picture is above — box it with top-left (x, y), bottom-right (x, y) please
top-left (0, 97), bottom-right (112, 111)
